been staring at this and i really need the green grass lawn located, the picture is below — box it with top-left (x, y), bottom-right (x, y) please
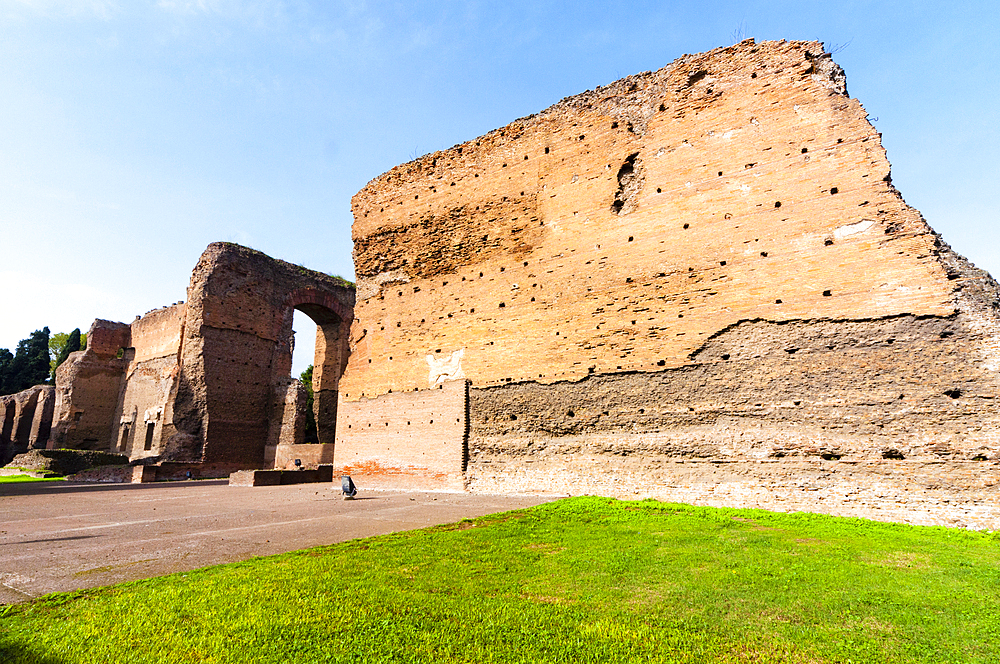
top-left (2, 497), bottom-right (998, 663)
top-left (0, 474), bottom-right (63, 483)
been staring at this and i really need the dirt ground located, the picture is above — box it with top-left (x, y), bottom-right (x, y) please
top-left (0, 479), bottom-right (553, 604)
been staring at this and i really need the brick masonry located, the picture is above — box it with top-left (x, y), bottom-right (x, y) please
top-left (343, 39), bottom-right (1000, 526)
top-left (23, 244), bottom-right (355, 474)
top-left (334, 379), bottom-right (468, 490)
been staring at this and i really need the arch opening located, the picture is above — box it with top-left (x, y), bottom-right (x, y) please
top-left (289, 299), bottom-right (347, 448)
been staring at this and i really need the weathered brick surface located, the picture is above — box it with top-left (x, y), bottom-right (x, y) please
top-left (265, 378), bottom-right (308, 450)
top-left (228, 466), bottom-right (334, 487)
top-left (0, 386), bottom-right (52, 464)
top-left (42, 243), bottom-right (355, 475)
top-left (345, 39), bottom-right (958, 401)
top-left (176, 244), bottom-right (354, 466)
top-left (0, 395), bottom-right (14, 463)
top-left (334, 379), bottom-right (468, 490)
top-left (27, 386), bottom-right (54, 450)
top-left (343, 39), bottom-right (1000, 525)
top-left (49, 320), bottom-right (131, 451)
top-left (268, 443), bottom-right (335, 470)
top-left (113, 304), bottom-right (186, 460)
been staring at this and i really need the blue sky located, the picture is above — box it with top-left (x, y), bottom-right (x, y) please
top-left (1, 0), bottom-right (997, 376)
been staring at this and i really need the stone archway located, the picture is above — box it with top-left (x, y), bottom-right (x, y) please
top-left (162, 243), bottom-right (355, 470)
top-left (284, 288), bottom-right (351, 447)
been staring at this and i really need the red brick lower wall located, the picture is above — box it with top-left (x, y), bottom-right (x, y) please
top-left (334, 380), bottom-right (468, 490)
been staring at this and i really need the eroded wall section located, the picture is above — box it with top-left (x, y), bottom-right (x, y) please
top-left (345, 39), bottom-right (1000, 524)
top-left (49, 320), bottom-right (131, 451)
top-left (345, 39), bottom-right (960, 400)
top-left (113, 303), bottom-right (186, 460)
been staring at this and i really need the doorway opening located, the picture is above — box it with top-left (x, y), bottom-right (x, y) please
top-left (287, 298), bottom-right (346, 448)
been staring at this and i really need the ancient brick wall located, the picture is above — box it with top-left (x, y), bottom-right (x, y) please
top-left (171, 243), bottom-right (354, 467)
top-left (48, 320), bottom-right (131, 451)
top-left (346, 39), bottom-right (960, 401)
top-left (32, 244), bottom-right (354, 473)
top-left (0, 396), bottom-right (13, 462)
top-left (267, 442), bottom-right (335, 470)
top-left (334, 379), bottom-right (468, 490)
top-left (113, 304), bottom-right (186, 460)
top-left (27, 386), bottom-right (54, 450)
top-left (0, 386), bottom-right (52, 464)
top-left (266, 377), bottom-right (308, 449)
top-left (344, 39), bottom-right (1000, 523)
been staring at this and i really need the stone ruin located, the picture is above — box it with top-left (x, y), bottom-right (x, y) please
top-left (2, 243), bottom-right (354, 479)
top-left (4, 39), bottom-right (999, 527)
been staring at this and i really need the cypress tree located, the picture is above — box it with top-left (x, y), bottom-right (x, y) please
top-left (4, 327), bottom-right (51, 394)
top-left (0, 348), bottom-right (12, 394)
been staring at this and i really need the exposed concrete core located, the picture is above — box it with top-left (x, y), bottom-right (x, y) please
top-left (340, 39), bottom-right (1000, 526)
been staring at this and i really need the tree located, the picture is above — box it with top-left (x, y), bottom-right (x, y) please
top-left (0, 348), bottom-right (13, 394)
top-left (50, 328), bottom-right (85, 380)
top-left (300, 364), bottom-right (319, 444)
top-left (2, 327), bottom-right (51, 395)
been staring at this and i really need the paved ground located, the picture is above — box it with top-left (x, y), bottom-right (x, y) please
top-left (0, 479), bottom-right (553, 604)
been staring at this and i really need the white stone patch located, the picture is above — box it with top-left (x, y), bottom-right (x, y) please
top-left (427, 349), bottom-right (466, 387)
top-left (833, 219), bottom-right (875, 240)
top-left (356, 269), bottom-right (412, 301)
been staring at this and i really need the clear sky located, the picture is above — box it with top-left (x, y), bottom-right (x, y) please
top-left (2, 0), bottom-right (998, 377)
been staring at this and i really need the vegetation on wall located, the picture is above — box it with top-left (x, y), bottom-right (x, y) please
top-left (49, 328), bottom-right (86, 381)
top-left (300, 364), bottom-right (318, 444)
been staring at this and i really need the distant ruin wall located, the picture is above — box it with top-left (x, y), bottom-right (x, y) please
top-left (27, 243), bottom-right (355, 474)
top-left (114, 303), bottom-right (186, 459)
top-left (344, 39), bottom-right (1000, 522)
top-left (173, 243), bottom-right (354, 467)
top-left (49, 319), bottom-right (131, 452)
top-left (0, 385), bottom-right (53, 464)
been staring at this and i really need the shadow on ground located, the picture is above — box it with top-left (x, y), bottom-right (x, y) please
top-left (0, 638), bottom-right (68, 664)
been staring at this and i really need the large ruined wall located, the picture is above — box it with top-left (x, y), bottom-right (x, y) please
top-left (32, 243), bottom-right (355, 476)
top-left (49, 320), bottom-right (131, 451)
top-left (112, 303), bottom-right (186, 459)
top-left (346, 39), bottom-right (961, 397)
top-left (345, 39), bottom-right (1000, 525)
top-left (170, 243), bottom-right (354, 467)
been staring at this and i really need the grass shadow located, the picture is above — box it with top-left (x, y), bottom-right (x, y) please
top-left (0, 638), bottom-right (68, 664)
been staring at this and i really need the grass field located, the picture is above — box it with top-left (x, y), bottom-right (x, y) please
top-left (0, 474), bottom-right (63, 483)
top-left (2, 497), bottom-right (998, 663)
